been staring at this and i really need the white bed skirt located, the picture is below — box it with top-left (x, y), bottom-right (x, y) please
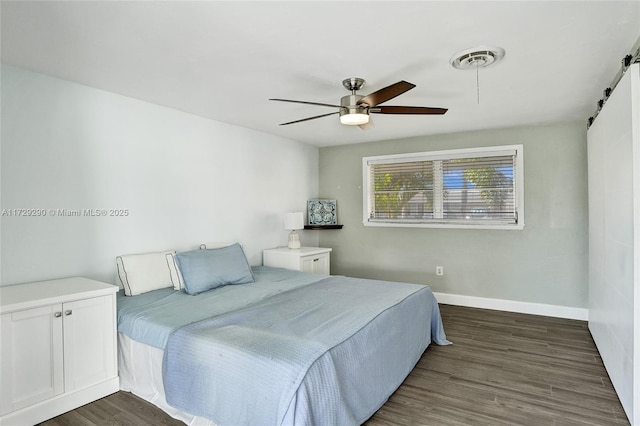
top-left (118, 333), bottom-right (217, 426)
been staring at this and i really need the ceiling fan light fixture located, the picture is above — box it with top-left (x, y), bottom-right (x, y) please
top-left (340, 111), bottom-right (370, 126)
top-left (339, 93), bottom-right (369, 125)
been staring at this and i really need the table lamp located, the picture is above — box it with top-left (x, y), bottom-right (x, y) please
top-left (284, 212), bottom-right (304, 249)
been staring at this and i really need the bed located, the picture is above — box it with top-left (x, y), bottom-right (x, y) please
top-left (115, 245), bottom-right (449, 426)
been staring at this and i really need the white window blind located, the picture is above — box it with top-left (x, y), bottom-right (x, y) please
top-left (363, 145), bottom-right (524, 229)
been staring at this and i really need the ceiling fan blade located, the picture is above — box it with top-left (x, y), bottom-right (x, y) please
top-left (279, 111), bottom-right (340, 126)
top-left (269, 98), bottom-right (342, 108)
top-left (358, 81), bottom-right (416, 107)
top-left (359, 117), bottom-right (374, 130)
top-left (371, 106), bottom-right (448, 115)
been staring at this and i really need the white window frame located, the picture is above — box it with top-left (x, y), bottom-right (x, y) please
top-left (362, 145), bottom-right (525, 230)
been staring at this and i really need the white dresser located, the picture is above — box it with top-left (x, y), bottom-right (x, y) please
top-left (0, 277), bottom-right (119, 425)
top-left (263, 247), bottom-right (332, 275)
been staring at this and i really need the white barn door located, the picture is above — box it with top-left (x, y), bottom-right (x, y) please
top-left (587, 63), bottom-right (639, 425)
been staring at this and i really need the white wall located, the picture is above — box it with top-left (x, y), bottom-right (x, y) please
top-left (588, 63), bottom-right (639, 424)
top-left (1, 65), bottom-right (319, 286)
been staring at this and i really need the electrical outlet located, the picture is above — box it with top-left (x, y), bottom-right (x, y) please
top-left (436, 266), bottom-right (444, 276)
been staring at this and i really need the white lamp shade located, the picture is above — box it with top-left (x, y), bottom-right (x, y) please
top-left (284, 212), bottom-right (304, 230)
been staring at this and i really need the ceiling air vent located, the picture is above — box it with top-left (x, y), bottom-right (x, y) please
top-left (450, 47), bottom-right (505, 70)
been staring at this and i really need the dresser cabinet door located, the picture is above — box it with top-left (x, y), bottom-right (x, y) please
top-left (0, 305), bottom-right (64, 415)
top-left (62, 295), bottom-right (116, 392)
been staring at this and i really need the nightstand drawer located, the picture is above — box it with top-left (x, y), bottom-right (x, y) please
top-left (300, 252), bottom-right (330, 274)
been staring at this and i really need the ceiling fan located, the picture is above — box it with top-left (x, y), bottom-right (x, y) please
top-left (270, 78), bottom-right (447, 129)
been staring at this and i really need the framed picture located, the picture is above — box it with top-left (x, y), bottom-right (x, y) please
top-left (307, 199), bottom-right (337, 225)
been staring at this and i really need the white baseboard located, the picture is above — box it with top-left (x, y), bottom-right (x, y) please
top-left (433, 292), bottom-right (588, 321)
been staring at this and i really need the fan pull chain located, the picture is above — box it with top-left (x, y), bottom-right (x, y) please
top-left (476, 62), bottom-right (480, 104)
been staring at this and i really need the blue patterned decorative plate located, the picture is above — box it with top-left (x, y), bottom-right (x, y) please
top-left (307, 199), bottom-right (337, 225)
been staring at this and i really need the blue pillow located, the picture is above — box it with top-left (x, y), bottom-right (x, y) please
top-left (175, 243), bottom-right (255, 295)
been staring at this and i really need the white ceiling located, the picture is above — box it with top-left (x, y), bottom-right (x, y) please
top-left (2, 1), bottom-right (639, 147)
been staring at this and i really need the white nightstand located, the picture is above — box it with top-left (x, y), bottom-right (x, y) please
top-left (263, 247), bottom-right (332, 275)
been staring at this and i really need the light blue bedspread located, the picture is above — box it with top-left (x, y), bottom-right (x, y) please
top-left (117, 266), bottom-right (326, 349)
top-left (160, 273), bottom-right (449, 426)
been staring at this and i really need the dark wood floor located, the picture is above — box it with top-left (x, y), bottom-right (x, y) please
top-left (366, 304), bottom-right (629, 426)
top-left (39, 304), bottom-right (629, 426)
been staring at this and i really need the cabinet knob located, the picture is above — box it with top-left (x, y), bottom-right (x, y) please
top-left (54, 312), bottom-right (62, 318)
top-left (313, 258), bottom-right (319, 262)
top-left (64, 310), bottom-right (73, 316)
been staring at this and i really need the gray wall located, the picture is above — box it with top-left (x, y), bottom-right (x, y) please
top-left (318, 122), bottom-right (588, 308)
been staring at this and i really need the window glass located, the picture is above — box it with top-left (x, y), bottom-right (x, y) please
top-left (363, 145), bottom-right (524, 229)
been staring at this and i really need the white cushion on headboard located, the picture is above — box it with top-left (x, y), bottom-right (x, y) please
top-left (165, 252), bottom-right (185, 290)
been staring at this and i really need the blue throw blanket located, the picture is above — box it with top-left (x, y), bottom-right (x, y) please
top-left (117, 266), bottom-right (326, 349)
top-left (162, 276), bottom-right (449, 426)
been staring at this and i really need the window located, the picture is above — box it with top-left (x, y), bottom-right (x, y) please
top-left (362, 145), bottom-right (524, 229)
